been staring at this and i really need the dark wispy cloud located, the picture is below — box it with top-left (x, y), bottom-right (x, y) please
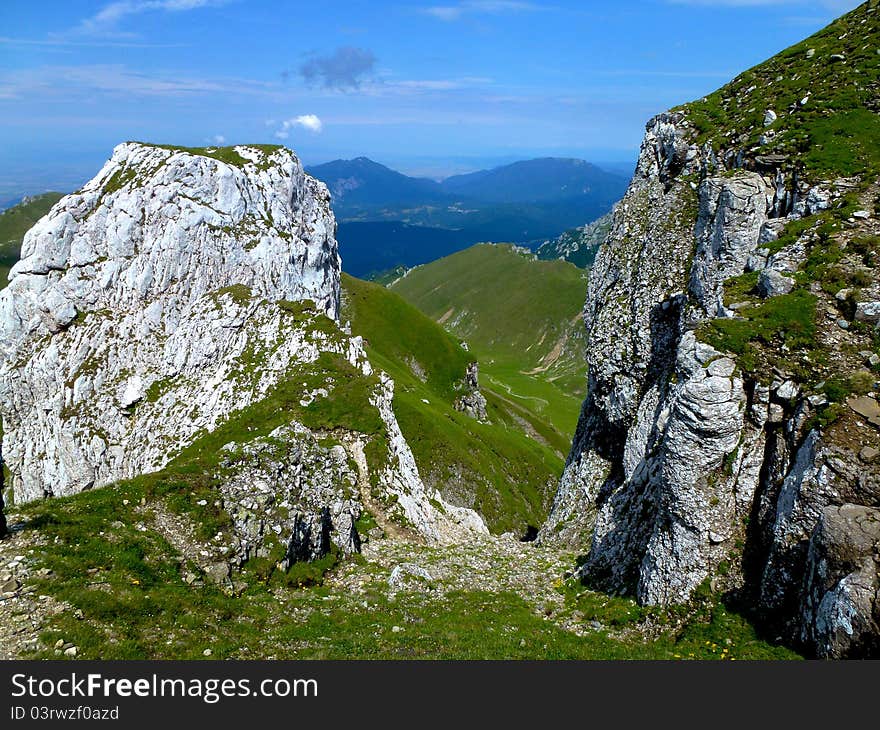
top-left (299, 46), bottom-right (377, 90)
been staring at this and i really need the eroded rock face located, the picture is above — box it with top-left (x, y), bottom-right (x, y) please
top-left (453, 361), bottom-right (489, 422)
top-left (0, 447), bottom-right (6, 538)
top-left (543, 111), bottom-right (879, 656)
top-left (0, 142), bottom-right (485, 566)
top-left (690, 173), bottom-right (768, 317)
top-left (799, 504), bottom-right (880, 658)
top-left (218, 423), bottom-right (362, 568)
top-left (0, 143), bottom-right (340, 501)
top-left (542, 114), bottom-right (701, 549)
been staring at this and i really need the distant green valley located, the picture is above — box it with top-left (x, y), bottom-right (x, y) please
top-left (390, 244), bottom-right (588, 438)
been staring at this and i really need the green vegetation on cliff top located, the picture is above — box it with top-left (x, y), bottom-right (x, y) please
top-left (681, 0), bottom-right (880, 178)
top-left (141, 142), bottom-right (285, 168)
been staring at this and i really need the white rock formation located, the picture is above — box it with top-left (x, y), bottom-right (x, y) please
top-left (0, 142), bottom-right (483, 548)
top-left (0, 143), bottom-right (339, 500)
top-left (541, 109), bottom-right (877, 656)
top-left (690, 172), bottom-right (768, 317)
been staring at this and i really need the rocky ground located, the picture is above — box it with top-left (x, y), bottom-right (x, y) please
top-left (0, 522), bottom-right (70, 659)
top-left (330, 532), bottom-right (581, 627)
top-left (0, 502), bottom-right (675, 659)
top-left (0, 483), bottom-right (804, 660)
top-left (0, 507), bottom-right (581, 659)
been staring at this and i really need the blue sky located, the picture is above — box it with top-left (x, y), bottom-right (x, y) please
top-left (0, 0), bottom-right (863, 196)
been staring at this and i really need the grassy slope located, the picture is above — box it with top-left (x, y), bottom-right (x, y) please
top-left (389, 244), bottom-right (588, 438)
top-left (341, 274), bottom-right (563, 534)
top-left (3, 273), bottom-right (794, 660)
top-left (0, 192), bottom-right (63, 285)
top-left (686, 1), bottom-right (880, 424)
top-left (681, 1), bottom-right (880, 180)
top-left (15, 481), bottom-right (799, 659)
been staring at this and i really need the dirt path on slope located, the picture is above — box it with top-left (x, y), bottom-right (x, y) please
top-left (345, 438), bottom-right (413, 542)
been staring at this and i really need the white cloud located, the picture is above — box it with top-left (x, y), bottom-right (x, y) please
top-left (424, 7), bottom-right (463, 20)
top-left (0, 35), bottom-right (185, 48)
top-left (350, 75), bottom-right (492, 98)
top-left (0, 64), bottom-right (275, 100)
top-left (274, 115), bottom-right (323, 139)
top-left (422, 1), bottom-right (543, 21)
top-left (71, 0), bottom-right (225, 36)
top-left (390, 79), bottom-right (462, 91)
top-left (211, 134), bottom-right (226, 144)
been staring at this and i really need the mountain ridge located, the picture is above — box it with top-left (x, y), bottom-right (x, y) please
top-left (543, 0), bottom-right (880, 658)
top-left (309, 156), bottom-right (627, 274)
top-left (308, 155), bottom-right (627, 210)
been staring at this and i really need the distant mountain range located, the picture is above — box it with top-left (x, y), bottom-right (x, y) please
top-left (0, 159), bottom-right (628, 281)
top-left (307, 157), bottom-right (628, 277)
top-left (307, 157), bottom-right (447, 211)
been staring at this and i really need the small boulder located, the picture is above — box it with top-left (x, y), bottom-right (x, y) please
top-left (758, 269), bottom-right (794, 298)
top-left (776, 380), bottom-right (799, 400)
top-left (204, 561), bottom-right (231, 584)
top-left (848, 396), bottom-right (880, 427)
top-left (855, 301), bottom-right (880, 324)
top-left (0, 577), bottom-right (19, 595)
top-left (707, 357), bottom-right (736, 378)
top-left (388, 563), bottom-right (433, 589)
top-left (763, 109), bottom-right (777, 126)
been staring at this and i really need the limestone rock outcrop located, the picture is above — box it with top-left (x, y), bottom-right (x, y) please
top-left (799, 504), bottom-right (880, 658)
top-left (217, 423), bottom-right (363, 569)
top-left (0, 142), bottom-right (484, 570)
top-left (690, 173), bottom-right (768, 317)
top-left (0, 142), bottom-right (340, 501)
top-left (542, 106), bottom-right (879, 657)
top-left (0, 447), bottom-right (6, 538)
top-left (453, 361), bottom-right (489, 422)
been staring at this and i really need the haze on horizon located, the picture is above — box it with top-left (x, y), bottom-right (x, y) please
top-left (0, 0), bottom-right (862, 198)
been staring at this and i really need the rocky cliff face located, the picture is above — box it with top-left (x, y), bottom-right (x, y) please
top-left (543, 1), bottom-right (880, 657)
top-left (536, 210), bottom-right (614, 269)
top-left (0, 142), bottom-right (484, 577)
top-left (0, 143), bottom-right (340, 501)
